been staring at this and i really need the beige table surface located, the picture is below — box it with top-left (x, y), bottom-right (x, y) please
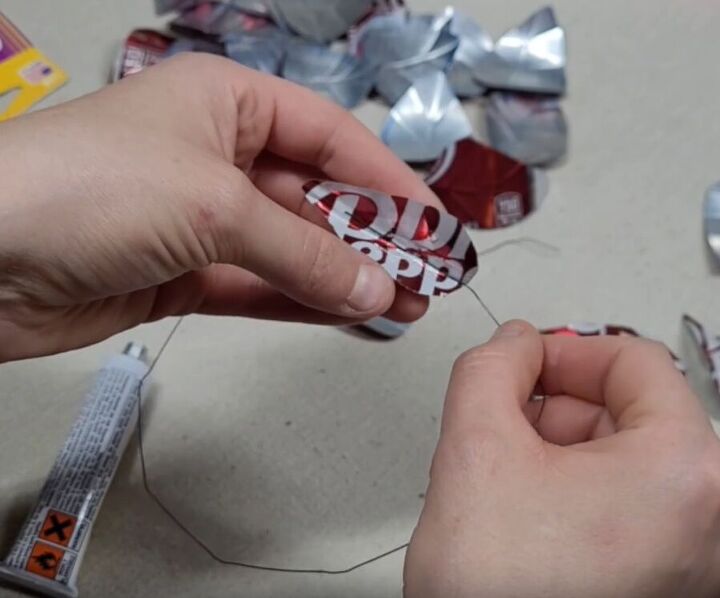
top-left (1, 1), bottom-right (719, 597)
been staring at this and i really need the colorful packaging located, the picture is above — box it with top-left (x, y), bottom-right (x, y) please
top-left (0, 12), bottom-right (68, 121)
top-left (112, 29), bottom-right (173, 81)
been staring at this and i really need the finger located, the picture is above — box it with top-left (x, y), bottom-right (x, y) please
top-left (204, 168), bottom-right (398, 319)
top-left (441, 320), bottom-right (543, 443)
top-left (167, 265), bottom-right (428, 323)
top-left (541, 335), bottom-right (707, 428)
top-left (225, 62), bottom-right (443, 209)
top-left (523, 395), bottom-right (616, 445)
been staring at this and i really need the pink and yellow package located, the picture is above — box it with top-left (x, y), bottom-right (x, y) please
top-left (0, 12), bottom-right (68, 122)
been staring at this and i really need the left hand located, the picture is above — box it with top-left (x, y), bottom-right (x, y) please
top-left (0, 54), bottom-right (441, 362)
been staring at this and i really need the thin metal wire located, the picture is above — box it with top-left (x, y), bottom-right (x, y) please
top-left (133, 228), bottom-right (511, 574)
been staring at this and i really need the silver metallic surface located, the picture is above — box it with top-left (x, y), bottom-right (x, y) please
top-left (282, 40), bottom-right (375, 108)
top-left (355, 10), bottom-right (459, 104)
top-left (224, 28), bottom-right (287, 73)
top-left (486, 91), bottom-right (567, 165)
top-left (271, 0), bottom-right (374, 42)
top-left (475, 6), bottom-right (566, 94)
top-left (381, 71), bottom-right (473, 163)
top-left (704, 182), bottom-right (720, 262)
top-left (446, 9), bottom-right (492, 97)
top-left (156, 0), bottom-right (272, 16)
top-left (359, 317), bottom-right (410, 339)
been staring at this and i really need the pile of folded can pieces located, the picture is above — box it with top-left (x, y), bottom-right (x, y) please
top-left (117, 0), bottom-right (568, 232)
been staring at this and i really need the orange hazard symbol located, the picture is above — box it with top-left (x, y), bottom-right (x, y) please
top-left (41, 510), bottom-right (77, 547)
top-left (26, 541), bottom-right (64, 579)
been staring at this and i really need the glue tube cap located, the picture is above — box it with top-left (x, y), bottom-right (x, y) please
top-left (0, 564), bottom-right (77, 598)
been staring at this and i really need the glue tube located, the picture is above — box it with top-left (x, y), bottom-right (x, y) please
top-left (0, 343), bottom-right (149, 598)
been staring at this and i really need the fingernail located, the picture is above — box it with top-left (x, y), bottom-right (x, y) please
top-left (493, 321), bottom-right (526, 338)
top-left (347, 265), bottom-right (391, 313)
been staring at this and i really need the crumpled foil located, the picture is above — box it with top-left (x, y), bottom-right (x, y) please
top-left (704, 182), bottom-right (720, 263)
top-left (474, 6), bottom-right (566, 95)
top-left (223, 28), bottom-right (287, 73)
top-left (486, 91), bottom-right (567, 166)
top-left (304, 180), bottom-right (478, 296)
top-left (156, 0), bottom-right (271, 17)
top-left (283, 40), bottom-right (374, 108)
top-left (446, 9), bottom-right (492, 97)
top-left (353, 10), bottom-right (459, 104)
top-left (271, 0), bottom-right (374, 42)
top-left (381, 70), bottom-right (473, 163)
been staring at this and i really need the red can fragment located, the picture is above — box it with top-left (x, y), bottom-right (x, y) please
top-left (426, 137), bottom-right (535, 230)
top-left (304, 180), bottom-right (478, 296)
top-left (113, 29), bottom-right (173, 81)
top-left (543, 322), bottom-right (685, 372)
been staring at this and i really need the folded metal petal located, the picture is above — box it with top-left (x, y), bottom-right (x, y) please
top-left (446, 9), bottom-right (492, 98)
top-left (704, 182), bottom-right (720, 263)
top-left (381, 70), bottom-right (473, 163)
top-left (170, 2), bottom-right (271, 37)
top-left (224, 28), bottom-right (287, 74)
top-left (486, 91), bottom-right (567, 165)
top-left (270, 0), bottom-right (374, 43)
top-left (474, 6), bottom-right (566, 95)
top-left (282, 41), bottom-right (374, 108)
top-left (354, 10), bottom-right (459, 104)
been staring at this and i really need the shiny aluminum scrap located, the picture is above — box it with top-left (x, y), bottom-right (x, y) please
top-left (704, 182), bottom-right (720, 263)
top-left (352, 9), bottom-right (459, 104)
top-left (381, 70), bottom-right (473, 163)
top-left (224, 27), bottom-right (287, 74)
top-left (473, 6), bottom-right (566, 95)
top-left (485, 91), bottom-right (567, 166)
top-left (683, 314), bottom-right (720, 398)
top-left (446, 9), bottom-right (492, 98)
top-left (282, 40), bottom-right (375, 108)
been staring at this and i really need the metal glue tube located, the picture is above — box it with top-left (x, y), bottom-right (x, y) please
top-left (0, 343), bottom-right (149, 598)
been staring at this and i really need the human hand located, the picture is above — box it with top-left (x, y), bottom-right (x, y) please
top-left (0, 54), bottom-right (441, 362)
top-left (405, 320), bottom-right (720, 598)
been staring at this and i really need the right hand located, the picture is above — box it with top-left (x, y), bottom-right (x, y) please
top-left (405, 320), bottom-right (720, 598)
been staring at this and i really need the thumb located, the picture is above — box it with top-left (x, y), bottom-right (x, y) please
top-left (440, 320), bottom-right (543, 444)
top-left (205, 169), bottom-right (396, 319)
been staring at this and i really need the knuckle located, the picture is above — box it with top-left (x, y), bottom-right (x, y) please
top-left (453, 344), bottom-right (510, 378)
top-left (297, 230), bottom-right (337, 296)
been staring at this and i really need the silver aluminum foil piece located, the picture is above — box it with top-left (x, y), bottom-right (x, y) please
top-left (486, 91), bottom-right (567, 166)
top-left (282, 40), bottom-right (374, 108)
top-left (359, 317), bottom-right (410, 339)
top-left (223, 28), bottom-right (287, 74)
top-left (704, 182), bottom-right (720, 262)
top-left (164, 37), bottom-right (225, 57)
top-left (381, 70), bottom-right (473, 163)
top-left (156, 0), bottom-right (271, 16)
top-left (475, 6), bottom-right (566, 95)
top-left (446, 9), bottom-right (492, 98)
top-left (271, 0), bottom-right (374, 43)
top-left (355, 10), bottom-right (459, 104)
top-left (170, 2), bottom-right (271, 37)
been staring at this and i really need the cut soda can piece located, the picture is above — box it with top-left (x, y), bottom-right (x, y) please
top-left (164, 37), bottom-right (226, 58)
top-left (170, 2), bottom-right (272, 37)
top-left (155, 0), bottom-right (272, 17)
top-left (425, 137), bottom-right (539, 230)
top-left (683, 314), bottom-right (720, 398)
top-left (282, 40), bottom-right (374, 108)
top-left (358, 317), bottom-right (411, 339)
top-left (704, 182), bottom-right (720, 263)
top-left (224, 28), bottom-right (288, 74)
top-left (381, 70), bottom-right (473, 163)
top-left (112, 29), bottom-right (174, 81)
top-left (303, 180), bottom-right (478, 296)
top-left (543, 323), bottom-right (686, 372)
top-left (474, 6), bottom-right (566, 95)
top-left (445, 8), bottom-right (492, 98)
top-left (353, 10), bottom-right (459, 104)
top-left (270, 0), bottom-right (375, 43)
top-left (486, 91), bottom-right (567, 166)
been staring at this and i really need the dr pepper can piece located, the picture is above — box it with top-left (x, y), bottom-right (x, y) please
top-left (304, 180), bottom-right (478, 296)
top-left (425, 138), bottom-right (536, 230)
